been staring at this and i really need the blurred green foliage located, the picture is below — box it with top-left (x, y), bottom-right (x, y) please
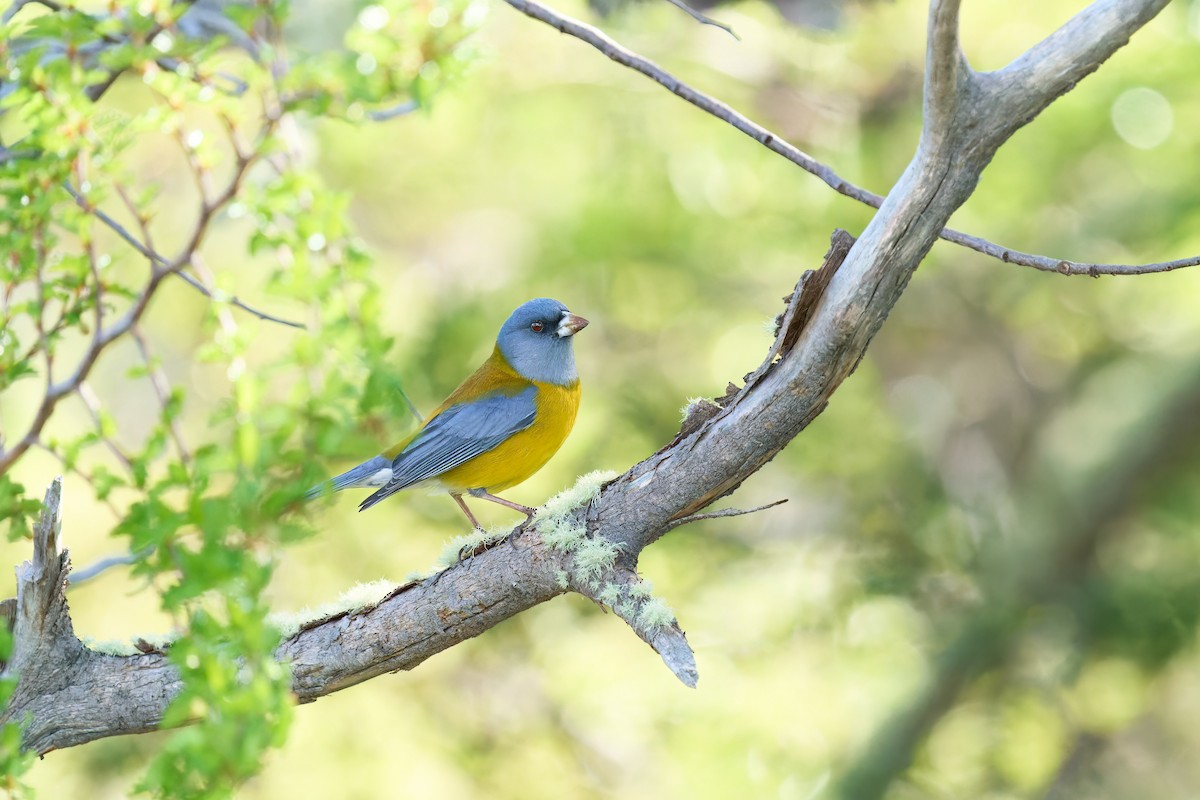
top-left (2, 0), bottom-right (480, 795)
top-left (1, 0), bottom-right (1199, 798)
top-left (0, 626), bottom-right (32, 798)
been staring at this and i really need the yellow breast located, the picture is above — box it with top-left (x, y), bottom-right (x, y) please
top-left (383, 347), bottom-right (581, 494)
top-left (438, 377), bottom-right (580, 493)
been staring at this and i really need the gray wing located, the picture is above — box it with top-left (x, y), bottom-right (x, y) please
top-left (358, 386), bottom-right (537, 511)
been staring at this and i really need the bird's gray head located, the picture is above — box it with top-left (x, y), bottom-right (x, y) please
top-left (496, 297), bottom-right (588, 386)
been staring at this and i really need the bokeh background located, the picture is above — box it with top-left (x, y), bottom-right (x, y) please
top-left (5, 0), bottom-right (1200, 796)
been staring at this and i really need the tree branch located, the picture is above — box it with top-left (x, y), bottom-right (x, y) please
top-left (365, 99), bottom-right (420, 121)
top-left (501, 0), bottom-right (878, 204)
top-left (985, 0), bottom-right (1169, 131)
top-left (0, 127), bottom-right (272, 476)
top-left (11, 478), bottom-right (70, 672)
top-left (66, 549), bottom-right (146, 587)
top-left (662, 499), bottom-right (788, 533)
top-left (99, 183), bottom-right (305, 330)
top-left (942, 0), bottom-right (1171, 208)
top-left (660, 0), bottom-right (738, 40)
top-left (922, 0), bottom-right (967, 141)
top-left (0, 0), bottom-right (1176, 762)
top-left (0, 239), bottom-right (846, 753)
top-left (1, 479), bottom-right (692, 753)
top-left (500, 0), bottom-right (1193, 278)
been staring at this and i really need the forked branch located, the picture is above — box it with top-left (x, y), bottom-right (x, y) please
top-left (0, 0), bottom-right (1176, 783)
top-left (0, 122), bottom-right (274, 476)
top-left (502, 0), bottom-right (1192, 277)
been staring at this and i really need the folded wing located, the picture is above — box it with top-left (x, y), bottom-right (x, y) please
top-left (358, 386), bottom-right (538, 511)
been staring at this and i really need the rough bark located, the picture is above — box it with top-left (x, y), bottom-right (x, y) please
top-left (0, 0), bottom-right (1172, 761)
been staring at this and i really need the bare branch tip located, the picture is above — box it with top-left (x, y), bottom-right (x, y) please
top-left (68, 547), bottom-right (149, 588)
top-left (632, 614), bottom-right (699, 687)
top-left (33, 477), bottom-right (64, 568)
top-left (662, 0), bottom-right (738, 39)
top-left (665, 499), bottom-right (788, 533)
top-left (644, 622), bottom-right (700, 687)
top-left (366, 99), bottom-right (420, 121)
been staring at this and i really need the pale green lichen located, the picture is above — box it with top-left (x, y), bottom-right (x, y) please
top-left (596, 583), bottom-right (623, 607)
top-left (84, 580), bottom-right (399, 653)
top-left (538, 513), bottom-right (587, 553)
top-left (535, 470), bottom-right (618, 521)
top-left (628, 579), bottom-right (654, 599)
top-left (615, 600), bottom-right (635, 619)
top-left (532, 471), bottom-right (623, 588)
top-left (84, 638), bottom-right (142, 656)
top-left (572, 537), bottom-right (620, 589)
top-left (679, 397), bottom-right (708, 423)
top-left (536, 470), bottom-right (618, 554)
top-left (636, 596), bottom-right (677, 632)
top-left (267, 579), bottom-right (395, 640)
top-left (84, 633), bottom-right (177, 656)
top-left (554, 569), bottom-right (569, 589)
top-left (435, 525), bottom-right (509, 568)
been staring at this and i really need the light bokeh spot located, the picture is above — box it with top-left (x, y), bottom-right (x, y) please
top-left (1110, 87), bottom-right (1174, 149)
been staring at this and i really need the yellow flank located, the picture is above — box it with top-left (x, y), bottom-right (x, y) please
top-left (381, 346), bottom-right (581, 494)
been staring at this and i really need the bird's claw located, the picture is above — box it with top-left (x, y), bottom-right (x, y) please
top-left (508, 512), bottom-right (535, 549)
top-left (455, 527), bottom-right (515, 565)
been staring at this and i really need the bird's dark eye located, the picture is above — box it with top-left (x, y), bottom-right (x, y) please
top-left (530, 321), bottom-right (544, 333)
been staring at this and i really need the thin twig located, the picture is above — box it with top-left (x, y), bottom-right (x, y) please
top-left (130, 324), bottom-right (192, 468)
top-left (501, 0), bottom-right (1200, 278)
top-left (0, 124), bottom-right (274, 476)
top-left (67, 547), bottom-right (151, 587)
top-left (503, 0), bottom-right (877, 201)
top-left (64, 183), bottom-right (304, 329)
top-left (664, 499), bottom-right (788, 532)
top-left (113, 182), bottom-right (157, 259)
top-left (171, 122), bottom-right (215, 207)
top-left (75, 156), bottom-right (106, 362)
top-left (32, 440), bottom-right (123, 519)
top-left (366, 99), bottom-right (420, 121)
top-left (32, 227), bottom-right (52, 386)
top-left (76, 382), bottom-right (136, 478)
top-left (398, 387), bottom-right (424, 424)
top-left (1, 0), bottom-right (34, 24)
top-left (0, 147), bottom-right (39, 164)
top-left (660, 0), bottom-right (738, 39)
top-left (942, 234), bottom-right (1200, 276)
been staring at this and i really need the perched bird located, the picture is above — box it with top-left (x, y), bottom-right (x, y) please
top-left (307, 298), bottom-right (588, 529)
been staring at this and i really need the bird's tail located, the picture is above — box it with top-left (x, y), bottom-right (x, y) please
top-left (305, 455), bottom-right (393, 500)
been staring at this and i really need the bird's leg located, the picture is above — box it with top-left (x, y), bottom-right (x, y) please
top-left (453, 494), bottom-right (485, 531)
top-left (468, 488), bottom-right (536, 518)
top-left (452, 494), bottom-right (488, 565)
top-left (467, 489), bottom-right (535, 548)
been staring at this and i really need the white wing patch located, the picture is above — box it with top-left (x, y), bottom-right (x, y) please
top-left (365, 467), bottom-right (394, 487)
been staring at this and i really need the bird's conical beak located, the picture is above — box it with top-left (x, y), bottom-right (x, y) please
top-left (557, 312), bottom-right (589, 337)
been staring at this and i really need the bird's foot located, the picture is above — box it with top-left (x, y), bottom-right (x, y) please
top-left (457, 526), bottom-right (520, 565)
top-left (456, 541), bottom-right (479, 564)
top-left (507, 513), bottom-right (538, 548)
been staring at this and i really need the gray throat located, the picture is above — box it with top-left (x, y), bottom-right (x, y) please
top-left (499, 338), bottom-right (578, 386)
